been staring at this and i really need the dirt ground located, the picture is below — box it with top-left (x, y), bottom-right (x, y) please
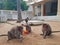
top-left (0, 21), bottom-right (60, 45)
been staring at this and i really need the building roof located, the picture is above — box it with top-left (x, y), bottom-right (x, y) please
top-left (28, 0), bottom-right (43, 5)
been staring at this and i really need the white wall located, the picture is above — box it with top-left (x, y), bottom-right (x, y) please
top-left (0, 10), bottom-right (7, 22)
top-left (0, 10), bottom-right (33, 21)
top-left (28, 5), bottom-right (33, 11)
top-left (0, 15), bottom-right (7, 22)
top-left (21, 11), bottom-right (33, 19)
top-left (34, 5), bottom-right (41, 16)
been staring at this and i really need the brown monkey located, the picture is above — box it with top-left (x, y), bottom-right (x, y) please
top-left (8, 26), bottom-right (23, 41)
top-left (22, 24), bottom-right (31, 34)
top-left (26, 25), bottom-right (31, 33)
top-left (42, 23), bottom-right (52, 39)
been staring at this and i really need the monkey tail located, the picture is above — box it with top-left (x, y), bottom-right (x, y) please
top-left (52, 31), bottom-right (60, 33)
top-left (0, 34), bottom-right (8, 36)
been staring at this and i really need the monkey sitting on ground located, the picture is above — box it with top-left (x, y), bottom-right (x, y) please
top-left (41, 23), bottom-right (52, 39)
top-left (8, 26), bottom-right (23, 41)
top-left (26, 25), bottom-right (31, 33)
top-left (22, 24), bottom-right (31, 34)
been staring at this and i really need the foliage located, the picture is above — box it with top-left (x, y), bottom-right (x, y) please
top-left (4, 0), bottom-right (17, 10)
top-left (4, 0), bottom-right (28, 11)
top-left (21, 1), bottom-right (29, 11)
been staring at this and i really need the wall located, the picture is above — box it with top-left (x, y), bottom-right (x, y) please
top-left (0, 10), bottom-right (7, 22)
top-left (0, 10), bottom-right (33, 22)
top-left (21, 11), bottom-right (33, 19)
top-left (57, 0), bottom-right (60, 15)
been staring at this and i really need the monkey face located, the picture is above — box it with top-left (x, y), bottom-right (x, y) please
top-left (43, 24), bottom-right (48, 28)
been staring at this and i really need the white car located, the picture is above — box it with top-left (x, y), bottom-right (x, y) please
top-left (21, 17), bottom-right (44, 25)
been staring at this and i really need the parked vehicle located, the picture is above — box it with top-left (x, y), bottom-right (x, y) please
top-left (20, 16), bottom-right (44, 26)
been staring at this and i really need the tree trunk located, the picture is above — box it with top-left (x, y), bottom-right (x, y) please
top-left (17, 0), bottom-right (22, 22)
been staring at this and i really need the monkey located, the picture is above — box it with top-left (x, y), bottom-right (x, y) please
top-left (25, 17), bottom-right (29, 24)
top-left (17, 26), bottom-right (23, 35)
top-left (21, 24), bottom-right (31, 34)
top-left (7, 26), bottom-right (23, 41)
top-left (26, 25), bottom-right (31, 33)
top-left (41, 23), bottom-right (52, 39)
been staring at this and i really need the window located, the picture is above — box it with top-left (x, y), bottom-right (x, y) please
top-left (51, 2), bottom-right (57, 15)
top-left (45, 0), bottom-right (58, 16)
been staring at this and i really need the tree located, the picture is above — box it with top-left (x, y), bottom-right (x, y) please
top-left (17, 0), bottom-right (29, 22)
top-left (4, 0), bottom-right (29, 22)
top-left (4, 0), bottom-right (28, 11)
top-left (21, 0), bottom-right (29, 11)
top-left (4, 0), bottom-right (17, 10)
top-left (17, 0), bottom-right (22, 22)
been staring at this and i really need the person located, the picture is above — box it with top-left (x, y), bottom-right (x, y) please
top-left (41, 23), bottom-right (52, 39)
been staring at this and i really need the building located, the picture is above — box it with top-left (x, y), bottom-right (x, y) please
top-left (27, 0), bottom-right (60, 16)
top-left (57, 0), bottom-right (60, 15)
